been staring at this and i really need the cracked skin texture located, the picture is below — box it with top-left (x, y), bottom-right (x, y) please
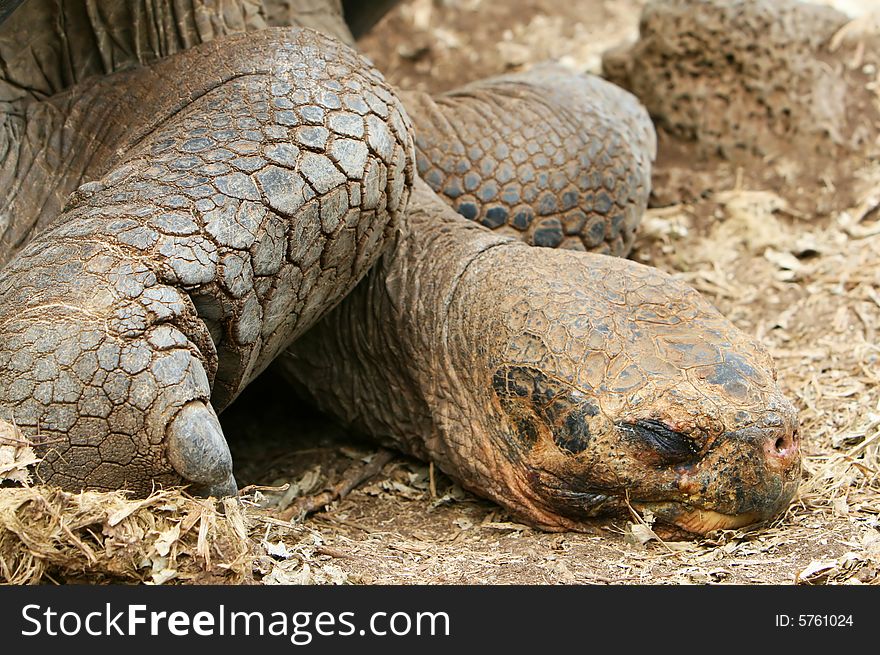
top-left (0, 11), bottom-right (414, 495)
top-left (0, 0), bottom-right (801, 535)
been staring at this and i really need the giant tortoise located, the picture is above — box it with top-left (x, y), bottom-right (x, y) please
top-left (0, 0), bottom-right (801, 535)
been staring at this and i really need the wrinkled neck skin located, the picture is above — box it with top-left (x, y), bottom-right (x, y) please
top-left (280, 180), bottom-right (511, 461)
top-left (0, 0), bottom-right (352, 267)
top-left (284, 179), bottom-right (800, 533)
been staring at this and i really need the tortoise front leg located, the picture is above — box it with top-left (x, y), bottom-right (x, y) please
top-left (0, 27), bottom-right (413, 495)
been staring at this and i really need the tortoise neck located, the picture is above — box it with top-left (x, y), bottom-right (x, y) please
top-left (279, 180), bottom-right (514, 469)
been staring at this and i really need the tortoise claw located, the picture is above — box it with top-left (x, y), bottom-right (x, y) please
top-left (167, 401), bottom-right (237, 497)
top-left (190, 474), bottom-right (239, 499)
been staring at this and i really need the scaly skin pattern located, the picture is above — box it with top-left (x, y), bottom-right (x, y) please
top-left (0, 25), bottom-right (414, 495)
top-left (0, 0), bottom-right (352, 262)
top-left (280, 180), bottom-right (801, 535)
top-left (402, 65), bottom-right (656, 256)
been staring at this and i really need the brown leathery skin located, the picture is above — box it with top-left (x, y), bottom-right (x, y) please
top-left (280, 179), bottom-right (800, 535)
top-left (0, 26), bottom-right (414, 494)
top-left (402, 65), bottom-right (656, 256)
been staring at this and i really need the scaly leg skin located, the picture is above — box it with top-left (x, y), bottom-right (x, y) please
top-left (0, 0), bottom-right (355, 265)
top-left (279, 179), bottom-right (801, 536)
top-left (0, 27), bottom-right (414, 496)
top-left (402, 65), bottom-right (656, 255)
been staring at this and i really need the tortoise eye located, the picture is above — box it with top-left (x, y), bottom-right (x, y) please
top-left (618, 419), bottom-right (699, 462)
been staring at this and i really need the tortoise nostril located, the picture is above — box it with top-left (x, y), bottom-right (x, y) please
top-left (769, 431), bottom-right (797, 460)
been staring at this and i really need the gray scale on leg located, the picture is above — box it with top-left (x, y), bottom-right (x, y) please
top-left (0, 24), bottom-right (414, 495)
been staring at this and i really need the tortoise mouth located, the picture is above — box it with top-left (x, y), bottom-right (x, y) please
top-left (632, 501), bottom-right (763, 535)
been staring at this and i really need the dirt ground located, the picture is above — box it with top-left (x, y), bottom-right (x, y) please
top-left (2, 0), bottom-right (879, 586)
top-left (218, 0), bottom-right (880, 585)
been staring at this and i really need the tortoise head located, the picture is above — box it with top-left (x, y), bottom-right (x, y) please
top-left (450, 245), bottom-right (800, 536)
